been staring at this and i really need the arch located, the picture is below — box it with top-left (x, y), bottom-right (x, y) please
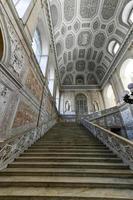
top-left (122, 1), bottom-right (133, 26)
top-left (108, 40), bottom-right (120, 56)
top-left (120, 59), bottom-right (133, 90)
top-left (103, 84), bottom-right (116, 109)
top-left (75, 94), bottom-right (88, 115)
top-left (0, 28), bottom-right (4, 60)
top-left (32, 18), bottom-right (49, 75)
top-left (12, 0), bottom-right (32, 19)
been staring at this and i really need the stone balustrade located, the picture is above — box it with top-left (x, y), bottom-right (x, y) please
top-left (81, 118), bottom-right (133, 170)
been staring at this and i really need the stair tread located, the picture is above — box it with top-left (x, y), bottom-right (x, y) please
top-left (0, 187), bottom-right (133, 199)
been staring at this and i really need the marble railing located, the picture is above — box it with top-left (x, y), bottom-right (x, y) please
top-left (0, 118), bottom-right (57, 170)
top-left (81, 118), bottom-right (133, 170)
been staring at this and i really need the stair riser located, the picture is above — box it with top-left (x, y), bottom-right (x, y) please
top-left (15, 158), bottom-right (122, 163)
top-left (0, 182), bottom-right (132, 189)
top-left (0, 172), bottom-right (133, 178)
top-left (8, 164), bottom-right (128, 169)
top-left (25, 150), bottom-right (112, 153)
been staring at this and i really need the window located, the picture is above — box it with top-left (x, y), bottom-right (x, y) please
top-left (103, 84), bottom-right (116, 109)
top-left (32, 29), bottom-right (42, 64)
top-left (108, 40), bottom-right (120, 55)
top-left (48, 64), bottom-right (55, 96)
top-left (120, 59), bottom-right (133, 90)
top-left (122, 1), bottom-right (133, 26)
top-left (128, 9), bottom-right (133, 24)
top-left (12, 0), bottom-right (32, 18)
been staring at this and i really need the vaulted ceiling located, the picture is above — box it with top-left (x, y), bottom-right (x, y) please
top-left (49, 0), bottom-right (132, 89)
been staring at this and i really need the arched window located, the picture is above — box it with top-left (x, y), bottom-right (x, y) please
top-left (120, 59), bottom-right (133, 90)
top-left (12, 0), bottom-right (32, 18)
top-left (0, 29), bottom-right (4, 60)
top-left (122, 1), bottom-right (133, 26)
top-left (108, 40), bottom-right (120, 56)
top-left (32, 19), bottom-right (49, 76)
top-left (75, 94), bottom-right (88, 115)
top-left (103, 84), bottom-right (116, 109)
top-left (32, 29), bottom-right (42, 64)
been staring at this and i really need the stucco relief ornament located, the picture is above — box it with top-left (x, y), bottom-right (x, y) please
top-left (5, 18), bottom-right (25, 76)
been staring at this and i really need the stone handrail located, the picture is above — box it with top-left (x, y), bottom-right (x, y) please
top-left (81, 118), bottom-right (133, 170)
top-left (0, 118), bottom-right (57, 170)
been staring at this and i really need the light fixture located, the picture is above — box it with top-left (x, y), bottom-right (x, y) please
top-left (123, 83), bottom-right (133, 104)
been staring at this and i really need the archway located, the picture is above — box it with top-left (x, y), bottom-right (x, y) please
top-left (0, 29), bottom-right (4, 60)
top-left (75, 94), bottom-right (88, 115)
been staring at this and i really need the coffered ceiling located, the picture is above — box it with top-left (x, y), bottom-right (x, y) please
top-left (49, 0), bottom-right (132, 89)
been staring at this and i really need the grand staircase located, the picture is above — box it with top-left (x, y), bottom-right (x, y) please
top-left (0, 123), bottom-right (133, 199)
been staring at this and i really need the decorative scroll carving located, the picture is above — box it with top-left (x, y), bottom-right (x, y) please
top-left (5, 17), bottom-right (25, 76)
top-left (80, 0), bottom-right (99, 19)
top-left (101, 0), bottom-right (119, 20)
top-left (66, 62), bottom-right (73, 72)
top-left (64, 0), bottom-right (76, 22)
top-left (94, 32), bottom-right (106, 48)
top-left (88, 61), bottom-right (96, 71)
top-left (65, 34), bottom-right (75, 49)
top-left (0, 83), bottom-right (11, 124)
top-left (76, 60), bottom-right (85, 71)
top-left (78, 31), bottom-right (92, 47)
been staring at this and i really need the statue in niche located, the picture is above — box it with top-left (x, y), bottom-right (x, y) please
top-left (65, 100), bottom-right (71, 112)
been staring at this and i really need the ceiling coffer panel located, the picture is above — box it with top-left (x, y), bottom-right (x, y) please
top-left (50, 0), bottom-right (132, 88)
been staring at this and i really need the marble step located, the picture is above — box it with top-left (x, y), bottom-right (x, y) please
top-left (0, 187), bottom-right (133, 200)
top-left (30, 146), bottom-right (108, 149)
top-left (8, 162), bottom-right (128, 169)
top-left (0, 176), bottom-right (132, 188)
top-left (15, 157), bottom-right (122, 163)
top-left (21, 152), bottom-right (118, 157)
top-left (25, 149), bottom-right (112, 153)
top-left (1, 168), bottom-right (133, 178)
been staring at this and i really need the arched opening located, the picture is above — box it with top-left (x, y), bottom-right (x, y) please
top-left (120, 59), bottom-right (133, 90)
top-left (103, 84), bottom-right (116, 109)
top-left (0, 29), bottom-right (4, 60)
top-left (122, 0), bottom-right (133, 26)
top-left (32, 28), bottom-right (42, 64)
top-left (75, 94), bottom-right (88, 115)
top-left (108, 40), bottom-right (120, 56)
